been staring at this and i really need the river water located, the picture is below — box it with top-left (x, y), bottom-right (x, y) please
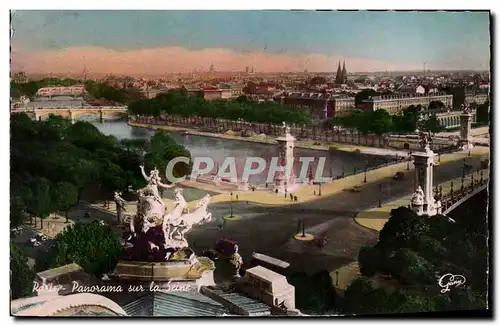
top-left (92, 121), bottom-right (391, 185)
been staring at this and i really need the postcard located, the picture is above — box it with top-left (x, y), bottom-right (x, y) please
top-left (10, 10), bottom-right (491, 317)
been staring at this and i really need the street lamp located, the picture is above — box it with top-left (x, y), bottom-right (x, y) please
top-left (302, 217), bottom-right (306, 237)
top-left (363, 162), bottom-right (368, 183)
top-left (378, 183), bottom-right (383, 207)
top-left (230, 192), bottom-right (233, 217)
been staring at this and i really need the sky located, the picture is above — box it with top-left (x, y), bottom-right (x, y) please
top-left (10, 10), bottom-right (491, 75)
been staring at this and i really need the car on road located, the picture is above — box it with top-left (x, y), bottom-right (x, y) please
top-left (313, 236), bottom-right (328, 248)
top-left (349, 185), bottom-right (363, 193)
top-left (393, 172), bottom-right (405, 181)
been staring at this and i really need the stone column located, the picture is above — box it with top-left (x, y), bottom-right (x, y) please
top-left (412, 147), bottom-right (438, 216)
top-left (459, 111), bottom-right (474, 150)
top-left (273, 126), bottom-right (297, 193)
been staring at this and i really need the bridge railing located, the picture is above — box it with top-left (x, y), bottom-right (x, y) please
top-left (435, 169), bottom-right (489, 213)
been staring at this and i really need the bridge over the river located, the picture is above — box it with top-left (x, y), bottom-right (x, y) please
top-left (439, 172), bottom-right (489, 215)
top-left (10, 107), bottom-right (128, 123)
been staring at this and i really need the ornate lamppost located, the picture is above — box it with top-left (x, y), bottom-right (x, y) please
top-left (230, 192), bottom-right (234, 218)
top-left (407, 150), bottom-right (412, 170)
top-left (378, 183), bottom-right (382, 208)
top-left (363, 161), bottom-right (368, 183)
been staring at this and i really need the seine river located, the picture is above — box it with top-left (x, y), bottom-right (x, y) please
top-left (92, 121), bottom-right (391, 185)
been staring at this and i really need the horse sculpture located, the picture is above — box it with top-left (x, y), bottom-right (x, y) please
top-left (130, 190), bottom-right (166, 236)
top-left (168, 194), bottom-right (212, 243)
top-left (162, 188), bottom-right (188, 248)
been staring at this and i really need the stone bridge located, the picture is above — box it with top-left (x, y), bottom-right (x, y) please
top-left (439, 172), bottom-right (489, 215)
top-left (11, 106), bottom-right (128, 123)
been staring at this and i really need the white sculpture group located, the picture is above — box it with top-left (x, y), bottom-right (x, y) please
top-left (115, 165), bottom-right (212, 250)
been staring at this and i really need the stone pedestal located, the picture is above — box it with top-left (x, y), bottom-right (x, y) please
top-left (112, 255), bottom-right (216, 290)
top-left (411, 147), bottom-right (439, 216)
top-left (273, 129), bottom-right (297, 194)
top-left (459, 112), bottom-right (474, 150)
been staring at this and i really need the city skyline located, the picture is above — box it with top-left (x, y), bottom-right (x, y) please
top-left (11, 10), bottom-right (491, 75)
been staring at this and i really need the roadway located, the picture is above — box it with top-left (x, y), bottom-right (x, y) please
top-left (187, 154), bottom-right (488, 275)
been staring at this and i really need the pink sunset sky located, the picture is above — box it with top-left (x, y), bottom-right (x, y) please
top-left (11, 46), bottom-right (431, 76)
top-left (10, 11), bottom-right (490, 75)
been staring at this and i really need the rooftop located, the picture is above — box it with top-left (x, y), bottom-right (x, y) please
top-left (245, 266), bottom-right (287, 283)
top-left (37, 263), bottom-right (83, 281)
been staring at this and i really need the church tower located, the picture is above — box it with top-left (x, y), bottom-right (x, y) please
top-left (335, 61), bottom-right (342, 85)
top-left (341, 61), bottom-right (348, 84)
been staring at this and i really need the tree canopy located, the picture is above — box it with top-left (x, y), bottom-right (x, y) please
top-left (10, 242), bottom-right (36, 300)
top-left (476, 99), bottom-right (490, 125)
top-left (286, 270), bottom-right (337, 314)
top-left (35, 221), bottom-right (124, 278)
top-left (331, 102), bottom-right (444, 135)
top-left (10, 114), bottom-right (191, 228)
top-left (127, 91), bottom-right (312, 125)
top-left (344, 192), bottom-right (488, 314)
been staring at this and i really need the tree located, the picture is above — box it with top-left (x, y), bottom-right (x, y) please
top-left (428, 100), bottom-right (445, 111)
top-left (37, 221), bottom-right (124, 278)
top-left (25, 177), bottom-right (53, 229)
top-left (358, 245), bottom-right (381, 276)
top-left (144, 132), bottom-right (193, 181)
top-left (343, 278), bottom-right (390, 314)
top-left (51, 182), bottom-right (79, 223)
top-left (418, 114), bottom-right (444, 134)
top-left (286, 271), bottom-right (337, 314)
top-left (476, 100), bottom-right (490, 125)
top-left (10, 242), bottom-right (36, 299)
top-left (388, 248), bottom-right (435, 285)
top-left (354, 89), bottom-right (380, 107)
top-left (343, 194), bottom-right (488, 315)
top-left (369, 109), bottom-right (393, 135)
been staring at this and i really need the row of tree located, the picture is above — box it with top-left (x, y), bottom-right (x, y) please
top-left (10, 113), bottom-right (192, 229)
top-left (10, 78), bottom-right (143, 104)
top-left (328, 104), bottom-right (445, 135)
top-left (127, 91), bottom-right (312, 125)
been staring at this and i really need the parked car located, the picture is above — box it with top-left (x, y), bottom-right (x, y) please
top-left (393, 172), bottom-right (405, 180)
top-left (313, 236), bottom-right (328, 248)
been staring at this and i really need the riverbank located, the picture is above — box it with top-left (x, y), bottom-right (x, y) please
top-left (128, 121), bottom-right (409, 157)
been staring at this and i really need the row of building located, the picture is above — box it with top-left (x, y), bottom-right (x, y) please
top-left (361, 92), bottom-right (453, 115)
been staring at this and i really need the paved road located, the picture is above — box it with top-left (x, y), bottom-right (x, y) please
top-left (187, 155), bottom-right (487, 275)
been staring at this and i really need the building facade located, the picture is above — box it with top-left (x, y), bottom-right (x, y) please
top-left (283, 93), bottom-right (355, 120)
top-left (37, 85), bottom-right (87, 97)
top-left (465, 91), bottom-right (489, 106)
top-left (362, 92), bottom-right (453, 115)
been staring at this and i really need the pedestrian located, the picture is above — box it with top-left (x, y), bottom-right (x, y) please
top-left (290, 193), bottom-right (293, 201)
top-left (236, 194), bottom-right (239, 200)
top-left (314, 190), bottom-right (316, 196)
